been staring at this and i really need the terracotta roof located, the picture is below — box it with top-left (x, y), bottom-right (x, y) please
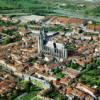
top-left (68, 18), bottom-right (84, 24)
top-left (87, 24), bottom-right (100, 31)
top-left (7, 26), bottom-right (17, 30)
top-left (76, 59), bottom-right (85, 66)
top-left (74, 89), bottom-right (86, 99)
top-left (50, 16), bottom-right (84, 25)
top-left (77, 46), bottom-right (87, 52)
top-left (51, 16), bottom-right (69, 24)
top-left (0, 80), bottom-right (16, 95)
top-left (53, 80), bottom-right (60, 85)
top-left (64, 68), bottom-right (80, 78)
top-left (60, 77), bottom-right (70, 85)
top-left (0, 27), bottom-right (3, 32)
top-left (49, 63), bottom-right (59, 70)
top-left (76, 83), bottom-right (96, 93)
top-left (1, 17), bottom-right (9, 21)
top-left (66, 87), bottom-right (73, 95)
top-left (19, 28), bottom-right (27, 33)
top-left (76, 83), bottom-right (96, 97)
top-left (85, 95), bottom-right (92, 100)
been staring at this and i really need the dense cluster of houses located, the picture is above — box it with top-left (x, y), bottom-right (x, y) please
top-left (0, 69), bottom-right (19, 98)
top-left (0, 80), bottom-right (18, 97)
top-left (45, 16), bottom-right (100, 32)
top-left (0, 15), bottom-right (100, 99)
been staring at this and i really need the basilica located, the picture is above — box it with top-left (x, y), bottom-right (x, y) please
top-left (38, 27), bottom-right (67, 59)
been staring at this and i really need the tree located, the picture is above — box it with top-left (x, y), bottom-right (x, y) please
top-left (2, 36), bottom-right (11, 45)
top-left (25, 80), bottom-right (33, 93)
top-left (52, 68), bottom-right (61, 74)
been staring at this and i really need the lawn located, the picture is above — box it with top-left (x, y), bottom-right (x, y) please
top-left (0, 0), bottom-right (99, 18)
top-left (16, 81), bottom-right (42, 100)
top-left (18, 88), bottom-right (41, 100)
top-left (55, 72), bottom-right (65, 79)
top-left (0, 0), bottom-right (56, 15)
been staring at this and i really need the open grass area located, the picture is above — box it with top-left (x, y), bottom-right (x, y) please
top-left (17, 87), bottom-right (41, 100)
top-left (16, 81), bottom-right (42, 100)
top-left (0, 0), bottom-right (100, 19)
top-left (0, 0), bottom-right (56, 15)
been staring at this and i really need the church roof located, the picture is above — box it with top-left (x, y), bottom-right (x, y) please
top-left (46, 41), bottom-right (64, 50)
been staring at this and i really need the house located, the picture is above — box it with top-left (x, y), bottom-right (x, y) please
top-left (65, 85), bottom-right (95, 100)
top-left (52, 77), bottom-right (71, 88)
top-left (52, 80), bottom-right (61, 88)
top-left (94, 46), bottom-right (100, 57)
top-left (18, 15), bottom-right (45, 23)
top-left (75, 58), bottom-right (86, 66)
top-left (46, 16), bottom-right (84, 26)
top-left (80, 36), bottom-right (92, 40)
top-left (1, 16), bottom-right (10, 22)
top-left (68, 18), bottom-right (84, 26)
top-left (6, 26), bottom-right (17, 31)
top-left (0, 80), bottom-right (17, 97)
top-left (49, 16), bottom-right (69, 25)
top-left (75, 83), bottom-right (97, 99)
top-left (11, 17), bottom-right (19, 23)
top-left (65, 87), bottom-right (74, 99)
top-left (62, 68), bottom-right (80, 79)
top-left (85, 95), bottom-right (95, 100)
top-left (86, 24), bottom-right (100, 33)
top-left (0, 27), bottom-right (4, 32)
top-left (60, 77), bottom-right (71, 85)
top-left (48, 63), bottom-right (60, 72)
top-left (73, 88), bottom-right (86, 100)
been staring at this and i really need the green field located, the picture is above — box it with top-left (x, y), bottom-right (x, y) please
top-left (0, 0), bottom-right (100, 18)
top-left (0, 0), bottom-right (56, 15)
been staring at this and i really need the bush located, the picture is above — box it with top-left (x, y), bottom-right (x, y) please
top-left (56, 72), bottom-right (65, 79)
top-left (2, 36), bottom-right (11, 45)
top-left (79, 59), bottom-right (100, 87)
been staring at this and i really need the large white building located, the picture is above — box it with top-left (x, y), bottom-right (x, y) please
top-left (38, 27), bottom-right (67, 59)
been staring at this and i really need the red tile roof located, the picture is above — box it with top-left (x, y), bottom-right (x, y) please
top-left (0, 80), bottom-right (16, 95)
top-left (66, 87), bottom-right (73, 95)
top-left (7, 26), bottom-right (17, 30)
top-left (85, 95), bottom-right (92, 100)
top-left (65, 68), bottom-right (80, 78)
top-left (60, 77), bottom-right (70, 85)
top-left (49, 64), bottom-right (59, 70)
top-left (51, 16), bottom-right (69, 24)
top-left (74, 89), bottom-right (86, 99)
top-left (1, 17), bottom-right (9, 21)
top-left (53, 80), bottom-right (60, 85)
top-left (68, 18), bottom-right (84, 24)
top-left (0, 27), bottom-right (3, 32)
top-left (76, 83), bottom-right (96, 97)
top-left (50, 16), bottom-right (84, 25)
top-left (87, 24), bottom-right (100, 31)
